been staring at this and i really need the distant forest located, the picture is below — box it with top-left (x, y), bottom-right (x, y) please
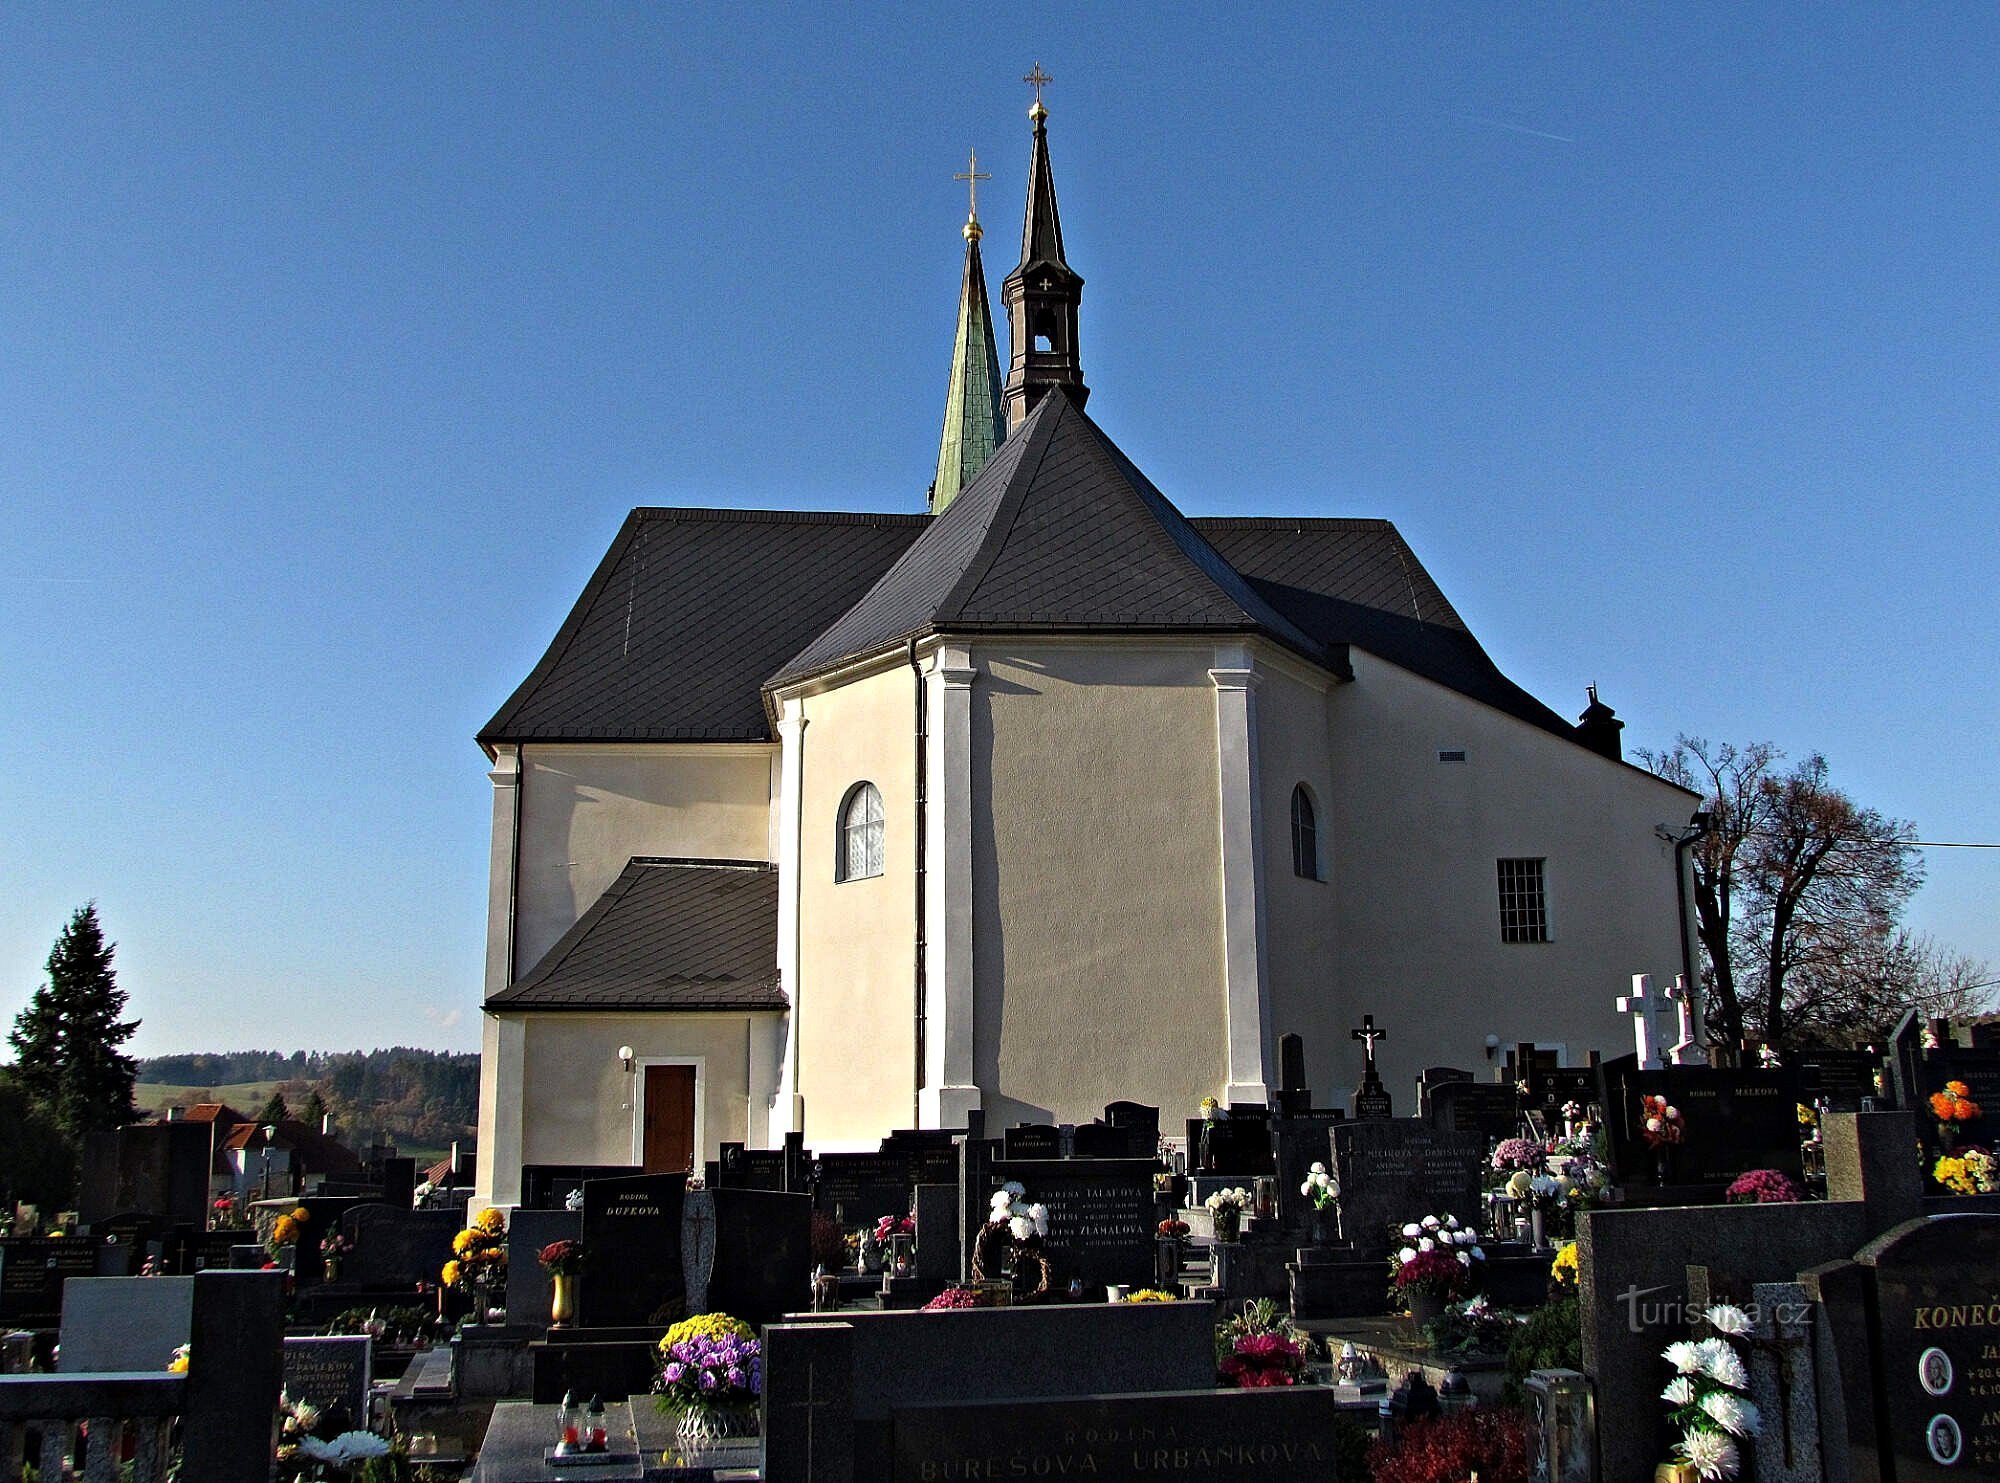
top-left (136, 1047), bottom-right (479, 1153)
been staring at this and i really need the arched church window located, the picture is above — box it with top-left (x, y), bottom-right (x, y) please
top-left (1291, 784), bottom-right (1322, 881)
top-left (837, 782), bottom-right (885, 882)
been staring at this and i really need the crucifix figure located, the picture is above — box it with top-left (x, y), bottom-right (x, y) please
top-left (1662, 975), bottom-right (1707, 1066)
top-left (954, 148), bottom-right (991, 224)
top-left (1351, 1014), bottom-right (1386, 1071)
top-left (1616, 974), bottom-right (1664, 1070)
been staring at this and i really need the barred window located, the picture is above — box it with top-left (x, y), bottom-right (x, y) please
top-left (1497, 858), bottom-right (1549, 943)
top-left (837, 782), bottom-right (885, 882)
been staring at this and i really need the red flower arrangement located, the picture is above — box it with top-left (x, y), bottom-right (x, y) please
top-left (1157, 1218), bottom-right (1189, 1239)
top-left (1640, 1095), bottom-right (1684, 1148)
top-left (1217, 1332), bottom-right (1307, 1388)
top-left (1368, 1410), bottom-right (1531, 1483)
top-left (1725, 1169), bottom-right (1801, 1204)
top-left (1390, 1249), bottom-right (1471, 1300)
top-left (538, 1239), bottom-right (585, 1276)
top-left (873, 1214), bottom-right (916, 1244)
top-left (1932, 1081), bottom-right (1981, 1125)
top-left (920, 1286), bottom-right (987, 1311)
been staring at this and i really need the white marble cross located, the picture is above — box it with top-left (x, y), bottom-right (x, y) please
top-left (1663, 975), bottom-right (1707, 1066)
top-left (1616, 974), bottom-right (1665, 1070)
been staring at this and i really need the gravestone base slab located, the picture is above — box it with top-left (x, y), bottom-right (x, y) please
top-left (451, 1323), bottom-right (535, 1399)
top-left (1288, 1259), bottom-right (1393, 1319)
top-left (530, 1327), bottom-right (667, 1405)
top-left (1208, 1240), bottom-right (1292, 1301)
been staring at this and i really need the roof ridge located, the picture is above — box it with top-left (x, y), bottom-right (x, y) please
top-left (627, 857), bottom-right (776, 872)
top-left (1189, 516), bottom-right (1394, 531)
top-left (938, 389), bottom-right (1068, 620)
top-left (629, 507), bottom-right (932, 528)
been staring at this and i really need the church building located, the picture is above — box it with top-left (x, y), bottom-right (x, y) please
top-left (472, 85), bottom-right (1700, 1208)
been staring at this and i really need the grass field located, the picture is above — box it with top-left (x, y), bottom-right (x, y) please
top-left (132, 1080), bottom-right (285, 1113)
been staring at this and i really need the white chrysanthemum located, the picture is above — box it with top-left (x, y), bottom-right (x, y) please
top-left (1310, 1162), bottom-right (1327, 1175)
top-left (1402, 1222), bottom-right (1422, 1237)
top-left (1679, 1428), bottom-right (1738, 1481)
top-left (1444, 1214), bottom-right (1460, 1229)
top-left (1701, 1391), bottom-right (1760, 1437)
top-left (1663, 1341), bottom-right (1703, 1375)
top-left (1003, 1181), bottom-right (1026, 1198)
top-left (1696, 1338), bottom-right (1750, 1391)
top-left (1646, 1117), bottom-right (1663, 1133)
top-left (301, 1432), bottom-right (392, 1466)
top-left (987, 1210), bottom-right (1008, 1225)
top-left (1664, 1106), bottom-right (1679, 1120)
top-left (1421, 1215), bottom-right (1441, 1230)
top-left (1398, 1246), bottom-right (1417, 1264)
top-left (1418, 1237), bottom-right (1435, 1252)
top-left (1457, 1251), bottom-right (1472, 1266)
top-left (1008, 1215), bottom-right (1032, 1241)
top-left (1026, 1202), bottom-right (1047, 1222)
top-left (990, 1191), bottom-right (1012, 1210)
top-left (1704, 1304), bottom-right (1753, 1338)
top-left (1662, 1376), bottom-right (1696, 1405)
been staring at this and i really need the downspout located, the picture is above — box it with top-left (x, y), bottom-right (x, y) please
top-left (506, 744), bottom-right (524, 987)
top-left (910, 638), bottom-right (929, 1125)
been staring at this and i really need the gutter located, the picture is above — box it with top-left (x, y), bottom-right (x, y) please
top-left (910, 638), bottom-right (928, 1125)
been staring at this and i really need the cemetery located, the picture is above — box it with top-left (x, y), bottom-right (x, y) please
top-left (0, 1000), bottom-right (1996, 1482)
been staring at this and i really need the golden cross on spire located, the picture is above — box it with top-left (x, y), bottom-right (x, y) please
top-left (1024, 62), bottom-right (1053, 117)
top-left (954, 148), bottom-right (991, 220)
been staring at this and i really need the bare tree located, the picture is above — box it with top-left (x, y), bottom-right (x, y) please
top-left (1638, 737), bottom-right (1978, 1050)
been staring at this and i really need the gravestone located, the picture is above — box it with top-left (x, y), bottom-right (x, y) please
top-left (880, 1129), bottom-right (962, 1190)
top-left (783, 1131), bottom-right (813, 1194)
top-left (1597, 1053), bottom-right (1806, 1189)
top-left (580, 1172), bottom-right (687, 1327)
top-left (1330, 1120), bottom-right (1485, 1256)
top-left (707, 1188), bottom-right (813, 1329)
top-left (1798, 1048), bottom-right (1886, 1112)
top-left (1071, 1122), bottom-right (1146, 1159)
top-left (337, 1205), bottom-right (463, 1290)
top-left (813, 1153), bottom-right (912, 1226)
top-left (1190, 1114), bottom-right (1275, 1176)
top-left (1855, 1214), bottom-right (2000, 1480)
top-left (379, 1156), bottom-right (417, 1210)
top-left (1271, 1111), bottom-right (1344, 1233)
top-left (683, 1187), bottom-right (717, 1313)
top-left (1002, 1124), bottom-right (1062, 1160)
top-left (503, 1207), bottom-right (581, 1327)
top-left (981, 1158), bottom-right (1157, 1289)
top-left (1352, 1014), bottom-right (1393, 1120)
top-left (58, 1276), bottom-right (192, 1371)
top-left (520, 1164), bottom-right (636, 1211)
top-left (717, 1142), bottom-right (787, 1190)
top-left (283, 1334), bottom-right (372, 1428)
top-left (891, 1387), bottom-right (1349, 1482)
top-left (183, 1230), bottom-right (242, 1275)
top-left (78, 1122), bottom-right (213, 1229)
top-left (911, 1185), bottom-right (959, 1284)
top-left (0, 1237), bottom-right (101, 1327)
top-left (1899, 1031), bottom-right (2000, 1187)
top-left (1427, 1080), bottom-right (1522, 1143)
top-left (1277, 1033), bottom-right (1312, 1116)
top-left (762, 1321), bottom-right (855, 1483)
top-left (1104, 1101), bottom-right (1159, 1138)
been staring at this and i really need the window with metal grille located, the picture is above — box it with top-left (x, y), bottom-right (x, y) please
top-left (1291, 784), bottom-right (1321, 880)
top-left (1497, 857), bottom-right (1549, 943)
top-left (837, 782), bottom-right (885, 882)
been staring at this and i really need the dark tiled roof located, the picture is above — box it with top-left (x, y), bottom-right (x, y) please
top-left (489, 859), bottom-right (785, 1012)
top-left (480, 509), bottom-right (928, 744)
top-left (771, 391), bottom-right (1324, 684)
top-left (1194, 518), bottom-right (1576, 740)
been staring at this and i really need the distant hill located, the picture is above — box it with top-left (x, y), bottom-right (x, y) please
top-left (135, 1047), bottom-right (479, 1164)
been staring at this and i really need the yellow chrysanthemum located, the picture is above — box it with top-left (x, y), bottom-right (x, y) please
top-left (1550, 1242), bottom-right (1580, 1286)
top-left (1123, 1289), bottom-right (1177, 1302)
top-left (476, 1207), bottom-right (506, 1236)
top-left (452, 1228), bottom-right (477, 1257)
top-left (1936, 1156), bottom-right (1980, 1196)
top-left (272, 1216), bottom-right (298, 1244)
top-left (290, 1207), bottom-right (309, 1223)
top-left (659, 1312), bottom-right (754, 1353)
top-left (441, 1259), bottom-right (462, 1288)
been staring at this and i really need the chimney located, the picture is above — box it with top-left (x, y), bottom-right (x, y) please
top-left (1575, 684), bottom-right (1624, 762)
top-left (164, 1106), bottom-right (180, 1122)
top-left (321, 1114), bottom-right (336, 1138)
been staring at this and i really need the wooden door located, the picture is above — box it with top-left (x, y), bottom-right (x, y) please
top-left (642, 1064), bottom-right (697, 1173)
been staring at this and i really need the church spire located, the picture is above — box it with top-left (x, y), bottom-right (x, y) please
top-left (1001, 63), bottom-right (1087, 431)
top-left (931, 149), bottom-right (1007, 515)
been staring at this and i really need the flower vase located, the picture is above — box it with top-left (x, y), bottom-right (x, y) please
top-left (1213, 1206), bottom-right (1241, 1244)
top-left (1308, 1205), bottom-right (1337, 1247)
top-left (323, 1255), bottom-right (342, 1284)
top-left (1408, 1290), bottom-right (1446, 1331)
top-left (550, 1272), bottom-right (576, 1327)
top-left (1655, 1464), bottom-right (1700, 1483)
top-left (1940, 1125), bottom-right (1961, 1155)
top-left (1529, 1206), bottom-right (1546, 1252)
top-left (1654, 1147), bottom-right (1672, 1187)
top-left (676, 1406), bottom-right (757, 1447)
top-left (1155, 1237), bottom-right (1182, 1290)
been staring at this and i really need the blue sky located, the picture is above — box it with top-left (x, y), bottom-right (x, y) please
top-left (2, 6), bottom-right (1995, 1056)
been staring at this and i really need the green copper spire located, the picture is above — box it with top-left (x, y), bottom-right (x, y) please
top-left (931, 150), bottom-right (1007, 514)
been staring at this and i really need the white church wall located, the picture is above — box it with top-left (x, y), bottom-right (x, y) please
top-left (794, 662), bottom-right (919, 1149)
top-left (1253, 655), bottom-right (1344, 1098)
top-left (514, 1010), bottom-right (761, 1169)
top-left (971, 640), bottom-right (1229, 1128)
top-left (514, 742), bottom-right (775, 974)
top-left (1321, 648), bottom-right (1695, 1104)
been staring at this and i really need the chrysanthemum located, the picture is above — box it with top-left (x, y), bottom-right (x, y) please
top-left (1663, 1340), bottom-right (1702, 1375)
top-left (1696, 1338), bottom-right (1750, 1391)
top-left (1704, 1304), bottom-right (1753, 1338)
top-left (1701, 1389), bottom-right (1760, 1437)
top-left (1662, 1376), bottom-right (1696, 1405)
top-left (1679, 1428), bottom-right (1739, 1481)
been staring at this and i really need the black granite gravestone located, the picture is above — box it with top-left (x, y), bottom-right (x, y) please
top-left (1330, 1120), bottom-right (1484, 1256)
top-left (1798, 1048), bottom-right (1886, 1112)
top-left (706, 1189), bottom-right (813, 1329)
top-left (1003, 1124), bottom-right (1062, 1160)
top-left (812, 1154), bottom-right (911, 1226)
top-left (521, 1164), bottom-right (636, 1211)
top-left (379, 1156), bottom-right (417, 1210)
top-left (1071, 1123), bottom-right (1147, 1159)
top-left (338, 1205), bottom-right (462, 1290)
top-left (1278, 1033), bottom-right (1312, 1116)
top-left (717, 1143), bottom-right (788, 1190)
top-left (1597, 1054), bottom-right (1805, 1189)
top-left (981, 1158), bottom-right (1157, 1289)
top-left (1856, 1214), bottom-right (2000, 1480)
top-left (0, 1238), bottom-right (101, 1327)
top-left (1271, 1112), bottom-right (1345, 1234)
top-left (880, 1129), bottom-right (962, 1189)
top-left (1426, 1081), bottom-right (1522, 1143)
top-left (282, 1335), bottom-right (372, 1429)
top-left (580, 1173), bottom-right (687, 1327)
top-left (1192, 1114), bottom-right (1275, 1176)
top-left (1105, 1101), bottom-right (1160, 1137)
top-left (891, 1386), bottom-right (1350, 1482)
top-left (78, 1123), bottom-right (213, 1228)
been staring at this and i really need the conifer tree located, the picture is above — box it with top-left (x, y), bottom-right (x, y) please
top-left (299, 1087), bottom-right (328, 1126)
top-left (257, 1090), bottom-right (291, 1125)
top-left (7, 904), bottom-right (141, 1138)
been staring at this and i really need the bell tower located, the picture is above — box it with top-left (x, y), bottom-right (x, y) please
top-left (1001, 64), bottom-right (1087, 431)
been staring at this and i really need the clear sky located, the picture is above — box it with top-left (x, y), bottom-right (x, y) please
top-left (3, 6), bottom-right (1995, 1057)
